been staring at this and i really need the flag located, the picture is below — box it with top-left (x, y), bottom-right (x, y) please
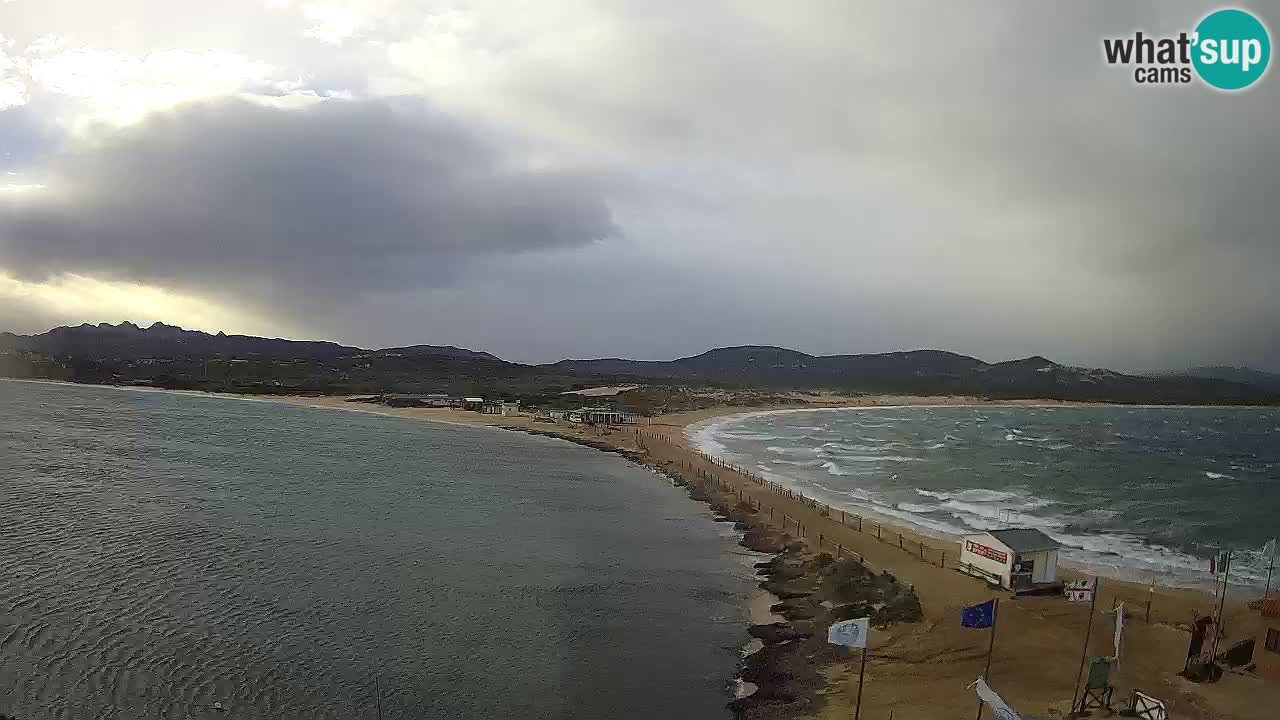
top-left (828, 617), bottom-right (869, 648)
top-left (973, 678), bottom-right (1022, 720)
top-left (1110, 602), bottom-right (1126, 662)
top-left (962, 599), bottom-right (996, 629)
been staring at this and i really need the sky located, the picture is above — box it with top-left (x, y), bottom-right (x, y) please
top-left (0, 1), bottom-right (1277, 371)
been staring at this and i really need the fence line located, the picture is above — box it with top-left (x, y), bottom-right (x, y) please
top-left (637, 430), bottom-right (951, 574)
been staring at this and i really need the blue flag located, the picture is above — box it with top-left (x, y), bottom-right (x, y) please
top-left (962, 599), bottom-right (996, 628)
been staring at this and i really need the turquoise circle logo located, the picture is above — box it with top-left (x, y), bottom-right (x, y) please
top-left (1192, 8), bottom-right (1271, 90)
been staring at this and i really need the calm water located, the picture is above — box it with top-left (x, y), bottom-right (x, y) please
top-left (0, 380), bottom-right (754, 720)
top-left (692, 406), bottom-right (1280, 590)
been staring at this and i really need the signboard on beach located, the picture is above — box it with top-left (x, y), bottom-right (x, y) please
top-left (1066, 579), bottom-right (1096, 602)
top-left (966, 540), bottom-right (1008, 564)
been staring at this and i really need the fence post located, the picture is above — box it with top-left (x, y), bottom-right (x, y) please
top-left (919, 541), bottom-right (924, 560)
top-left (898, 534), bottom-right (903, 550)
top-left (842, 511), bottom-right (847, 525)
top-left (876, 524), bottom-right (881, 540)
top-left (941, 552), bottom-right (946, 569)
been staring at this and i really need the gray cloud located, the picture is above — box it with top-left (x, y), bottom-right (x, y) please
top-left (0, 97), bottom-right (615, 304)
top-left (1, 1), bottom-right (1278, 372)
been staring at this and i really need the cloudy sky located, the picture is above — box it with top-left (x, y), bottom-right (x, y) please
top-left (0, 1), bottom-right (1276, 371)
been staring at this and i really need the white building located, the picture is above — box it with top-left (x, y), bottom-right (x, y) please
top-left (482, 401), bottom-right (521, 416)
top-left (958, 528), bottom-right (1062, 593)
top-left (577, 407), bottom-right (639, 425)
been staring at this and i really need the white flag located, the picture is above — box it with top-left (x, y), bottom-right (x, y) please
top-left (1113, 602), bottom-right (1125, 662)
top-left (827, 617), bottom-right (869, 648)
top-left (974, 678), bottom-right (1021, 720)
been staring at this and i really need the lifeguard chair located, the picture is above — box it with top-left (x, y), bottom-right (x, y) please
top-left (1072, 656), bottom-right (1115, 715)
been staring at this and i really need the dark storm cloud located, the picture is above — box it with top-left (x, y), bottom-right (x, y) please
top-left (2, 1), bottom-right (1278, 372)
top-left (0, 97), bottom-right (616, 298)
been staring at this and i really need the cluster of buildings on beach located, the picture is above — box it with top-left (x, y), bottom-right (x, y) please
top-left (381, 393), bottom-right (641, 425)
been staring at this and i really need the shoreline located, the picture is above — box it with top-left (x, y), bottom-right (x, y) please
top-left (258, 394), bottom-right (1279, 718)
top-left (8, 380), bottom-right (1278, 717)
top-left (684, 406), bottom-right (1272, 597)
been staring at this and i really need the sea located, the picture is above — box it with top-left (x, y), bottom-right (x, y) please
top-left (0, 379), bottom-right (757, 720)
top-left (691, 405), bottom-right (1280, 592)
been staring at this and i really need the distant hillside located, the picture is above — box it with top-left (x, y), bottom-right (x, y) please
top-left (548, 346), bottom-right (1277, 405)
top-left (3, 323), bottom-right (1277, 405)
top-left (381, 344), bottom-right (502, 362)
top-left (0, 322), bottom-right (585, 397)
top-left (1181, 366), bottom-right (1280, 390)
top-left (0, 322), bottom-right (357, 360)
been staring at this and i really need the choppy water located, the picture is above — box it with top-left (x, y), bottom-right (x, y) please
top-left (0, 380), bottom-right (754, 720)
top-left (691, 405), bottom-right (1280, 591)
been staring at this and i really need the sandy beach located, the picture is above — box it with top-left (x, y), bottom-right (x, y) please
top-left (274, 394), bottom-right (1279, 719)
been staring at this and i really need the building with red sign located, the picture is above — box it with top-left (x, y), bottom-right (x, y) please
top-left (958, 528), bottom-right (1062, 593)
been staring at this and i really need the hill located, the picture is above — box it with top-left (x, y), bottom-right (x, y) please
top-left (1181, 366), bottom-right (1280, 390)
top-left (2, 323), bottom-right (1277, 405)
top-left (0, 322), bottom-right (585, 397)
top-left (548, 346), bottom-right (1277, 404)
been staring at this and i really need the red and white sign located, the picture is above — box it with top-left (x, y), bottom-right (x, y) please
top-left (966, 540), bottom-right (1008, 564)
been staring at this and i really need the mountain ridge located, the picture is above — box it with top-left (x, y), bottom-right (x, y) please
top-left (2, 322), bottom-right (1277, 405)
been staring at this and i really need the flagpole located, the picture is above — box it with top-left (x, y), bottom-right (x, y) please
top-left (1070, 576), bottom-right (1100, 712)
top-left (975, 597), bottom-right (1000, 720)
top-left (1209, 550), bottom-right (1232, 663)
top-left (1266, 539), bottom-right (1277, 599)
top-left (854, 647), bottom-right (868, 720)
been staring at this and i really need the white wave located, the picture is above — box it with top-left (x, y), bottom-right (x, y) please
top-left (687, 416), bottom-right (734, 457)
top-left (820, 441), bottom-right (882, 453)
top-left (765, 445), bottom-right (820, 456)
top-left (826, 454), bottom-right (927, 463)
top-left (942, 500), bottom-right (1067, 530)
top-left (718, 431), bottom-right (781, 441)
top-left (925, 442), bottom-right (947, 450)
top-left (685, 404), bottom-right (1279, 593)
top-left (822, 460), bottom-right (850, 476)
top-left (915, 488), bottom-right (1017, 503)
top-left (770, 458), bottom-right (824, 468)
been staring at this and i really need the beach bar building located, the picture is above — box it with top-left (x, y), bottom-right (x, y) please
top-left (577, 407), bottom-right (639, 425)
top-left (958, 528), bottom-right (1062, 593)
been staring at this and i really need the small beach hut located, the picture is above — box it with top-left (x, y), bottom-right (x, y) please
top-left (958, 528), bottom-right (1062, 592)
